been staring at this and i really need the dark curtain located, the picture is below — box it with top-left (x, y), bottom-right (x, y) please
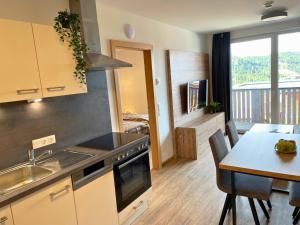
top-left (212, 32), bottom-right (231, 122)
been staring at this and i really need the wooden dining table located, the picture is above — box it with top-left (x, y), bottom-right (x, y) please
top-left (219, 123), bottom-right (300, 225)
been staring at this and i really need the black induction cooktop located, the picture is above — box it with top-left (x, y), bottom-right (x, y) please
top-left (77, 132), bottom-right (146, 151)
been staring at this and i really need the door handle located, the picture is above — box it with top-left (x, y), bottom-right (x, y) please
top-left (16, 88), bottom-right (39, 95)
top-left (49, 185), bottom-right (70, 200)
top-left (46, 86), bottom-right (66, 92)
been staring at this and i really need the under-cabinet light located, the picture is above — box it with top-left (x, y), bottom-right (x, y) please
top-left (27, 99), bottom-right (43, 103)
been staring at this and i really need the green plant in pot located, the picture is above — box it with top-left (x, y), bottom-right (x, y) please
top-left (54, 10), bottom-right (88, 84)
top-left (209, 101), bottom-right (221, 114)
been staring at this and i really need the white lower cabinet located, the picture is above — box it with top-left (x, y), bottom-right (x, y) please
top-left (74, 171), bottom-right (119, 225)
top-left (11, 178), bottom-right (77, 225)
top-left (0, 205), bottom-right (14, 225)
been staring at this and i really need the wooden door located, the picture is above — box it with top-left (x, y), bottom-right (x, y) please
top-left (74, 171), bottom-right (119, 225)
top-left (0, 19), bottom-right (42, 103)
top-left (32, 23), bottom-right (87, 98)
top-left (0, 205), bottom-right (14, 225)
top-left (11, 178), bottom-right (77, 225)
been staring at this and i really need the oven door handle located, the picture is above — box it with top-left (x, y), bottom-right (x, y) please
top-left (118, 150), bottom-right (149, 169)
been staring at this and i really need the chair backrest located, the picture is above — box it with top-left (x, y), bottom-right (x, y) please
top-left (209, 129), bottom-right (229, 191)
top-left (226, 120), bottom-right (239, 148)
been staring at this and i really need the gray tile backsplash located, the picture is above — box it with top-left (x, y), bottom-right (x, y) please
top-left (0, 71), bottom-right (112, 170)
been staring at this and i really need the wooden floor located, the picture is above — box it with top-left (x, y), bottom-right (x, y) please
top-left (134, 138), bottom-right (294, 225)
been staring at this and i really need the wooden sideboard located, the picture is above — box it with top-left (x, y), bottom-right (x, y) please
top-left (175, 112), bottom-right (225, 160)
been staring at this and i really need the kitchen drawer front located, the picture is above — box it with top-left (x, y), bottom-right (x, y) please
top-left (118, 188), bottom-right (152, 225)
top-left (11, 177), bottom-right (77, 225)
top-left (0, 205), bottom-right (14, 225)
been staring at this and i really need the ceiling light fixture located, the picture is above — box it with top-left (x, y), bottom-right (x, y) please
top-left (261, 10), bottom-right (288, 21)
top-left (261, 1), bottom-right (288, 22)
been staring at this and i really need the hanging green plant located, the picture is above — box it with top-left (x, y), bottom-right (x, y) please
top-left (54, 10), bottom-right (88, 84)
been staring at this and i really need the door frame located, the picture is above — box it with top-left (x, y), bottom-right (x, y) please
top-left (110, 40), bottom-right (162, 169)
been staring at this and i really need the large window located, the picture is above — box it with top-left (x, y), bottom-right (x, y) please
top-left (231, 38), bottom-right (272, 125)
top-left (231, 31), bottom-right (300, 128)
top-left (278, 32), bottom-right (300, 124)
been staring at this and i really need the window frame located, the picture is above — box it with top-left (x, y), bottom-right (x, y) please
top-left (230, 28), bottom-right (300, 123)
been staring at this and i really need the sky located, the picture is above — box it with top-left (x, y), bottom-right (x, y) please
top-left (231, 32), bottom-right (300, 57)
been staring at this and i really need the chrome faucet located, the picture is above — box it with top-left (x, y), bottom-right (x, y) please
top-left (28, 149), bottom-right (53, 165)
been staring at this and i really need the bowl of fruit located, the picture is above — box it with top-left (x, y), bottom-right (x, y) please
top-left (275, 139), bottom-right (297, 154)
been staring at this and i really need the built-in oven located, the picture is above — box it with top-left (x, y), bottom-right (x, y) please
top-left (113, 143), bottom-right (151, 212)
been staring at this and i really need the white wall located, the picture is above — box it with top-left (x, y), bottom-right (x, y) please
top-left (116, 49), bottom-right (148, 114)
top-left (96, 4), bottom-right (208, 162)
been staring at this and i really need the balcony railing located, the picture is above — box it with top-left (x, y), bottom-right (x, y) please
top-left (232, 87), bottom-right (300, 125)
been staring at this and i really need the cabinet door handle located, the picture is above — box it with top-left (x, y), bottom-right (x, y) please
top-left (46, 86), bottom-right (66, 92)
top-left (133, 200), bottom-right (144, 210)
top-left (49, 185), bottom-right (70, 200)
top-left (16, 88), bottom-right (39, 95)
top-left (0, 216), bottom-right (8, 224)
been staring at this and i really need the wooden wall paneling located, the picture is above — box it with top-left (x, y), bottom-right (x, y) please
top-left (166, 50), bottom-right (209, 158)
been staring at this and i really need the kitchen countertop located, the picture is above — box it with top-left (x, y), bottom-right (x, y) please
top-left (0, 133), bottom-right (149, 208)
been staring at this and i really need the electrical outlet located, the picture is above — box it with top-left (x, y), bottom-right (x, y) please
top-left (32, 135), bottom-right (56, 149)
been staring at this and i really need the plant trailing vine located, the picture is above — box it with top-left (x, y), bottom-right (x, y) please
top-left (54, 10), bottom-right (88, 84)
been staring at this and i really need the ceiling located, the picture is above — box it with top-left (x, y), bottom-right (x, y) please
top-left (97, 0), bottom-right (300, 33)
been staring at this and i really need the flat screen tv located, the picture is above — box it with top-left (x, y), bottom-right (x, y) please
top-left (187, 79), bottom-right (208, 113)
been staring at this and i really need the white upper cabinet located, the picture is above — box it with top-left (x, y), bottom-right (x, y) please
top-left (0, 19), bottom-right (42, 103)
top-left (32, 23), bottom-right (87, 98)
top-left (0, 19), bottom-right (88, 103)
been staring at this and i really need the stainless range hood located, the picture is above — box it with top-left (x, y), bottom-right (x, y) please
top-left (69, 0), bottom-right (132, 71)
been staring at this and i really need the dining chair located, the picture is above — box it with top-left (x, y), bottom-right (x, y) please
top-left (289, 182), bottom-right (300, 224)
top-left (209, 129), bottom-right (273, 225)
top-left (226, 121), bottom-right (273, 209)
top-left (225, 120), bottom-right (239, 148)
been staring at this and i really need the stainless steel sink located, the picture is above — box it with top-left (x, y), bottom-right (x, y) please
top-left (0, 150), bottom-right (93, 195)
top-left (0, 165), bottom-right (54, 195)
